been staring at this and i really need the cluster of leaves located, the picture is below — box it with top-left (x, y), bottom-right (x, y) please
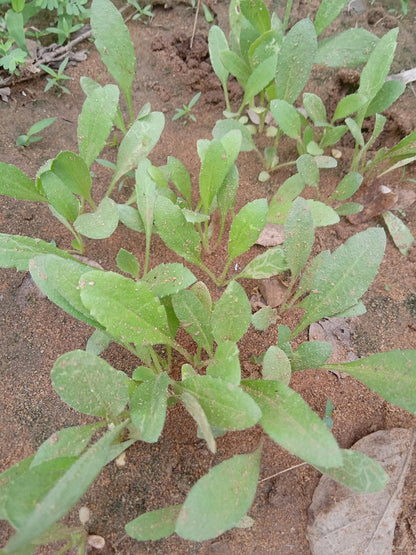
top-left (0, 0), bottom-right (416, 552)
top-left (208, 0), bottom-right (415, 250)
top-left (0, 0), bottom-right (89, 75)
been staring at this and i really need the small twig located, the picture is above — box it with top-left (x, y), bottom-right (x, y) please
top-left (258, 462), bottom-right (307, 483)
top-left (190, 0), bottom-right (201, 50)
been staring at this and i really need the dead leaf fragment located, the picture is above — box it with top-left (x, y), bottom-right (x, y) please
top-left (258, 278), bottom-right (287, 308)
top-left (391, 189), bottom-right (416, 211)
top-left (256, 223), bottom-right (285, 247)
top-left (348, 186), bottom-right (398, 224)
top-left (307, 428), bottom-right (416, 555)
top-left (0, 87), bottom-right (11, 102)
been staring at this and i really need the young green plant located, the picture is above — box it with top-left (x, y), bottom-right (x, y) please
top-left (15, 116), bottom-right (57, 147)
top-left (40, 57), bottom-right (72, 95)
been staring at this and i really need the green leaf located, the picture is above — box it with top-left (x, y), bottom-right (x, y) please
top-left (90, 0), bottom-right (136, 115)
top-left (0, 456), bottom-right (34, 522)
top-left (5, 9), bottom-right (26, 51)
top-left (211, 281), bottom-right (252, 343)
top-left (217, 165), bottom-right (240, 223)
top-left (320, 125), bottom-right (348, 149)
top-left (332, 93), bottom-right (367, 121)
top-left (315, 449), bottom-right (388, 493)
top-left (242, 54), bottom-right (277, 106)
top-left (207, 341), bottom-right (241, 385)
top-left (303, 92), bottom-right (327, 125)
top-left (29, 255), bottom-right (102, 328)
top-left (335, 202), bottom-right (363, 216)
top-left (27, 117), bottom-right (56, 137)
top-left (175, 447), bottom-right (261, 541)
top-left (284, 197), bottom-right (315, 280)
top-left (365, 80), bottom-right (405, 118)
top-left (117, 203), bottom-right (145, 232)
top-left (251, 306), bottom-right (278, 331)
top-left (294, 228), bottom-right (386, 336)
top-left (116, 248), bottom-right (140, 278)
top-left (80, 270), bottom-right (171, 346)
top-left (275, 18), bottom-right (317, 104)
top-left (330, 172), bottom-right (363, 201)
top-left (167, 156), bottom-right (192, 206)
top-left (212, 118), bottom-right (256, 152)
top-left (191, 281), bottom-right (213, 314)
top-left (0, 234), bottom-right (74, 271)
top-left (112, 112), bottom-right (165, 186)
top-left (126, 505), bottom-right (182, 541)
top-left (346, 117), bottom-right (364, 147)
top-left (262, 346), bottom-right (291, 383)
top-left (135, 158), bottom-right (157, 246)
top-left (316, 28), bottom-right (378, 68)
top-left (199, 137), bottom-right (237, 212)
top-left (326, 350), bottom-right (416, 414)
top-left (236, 246), bottom-right (288, 279)
top-left (241, 0), bottom-right (270, 34)
top-left (270, 99), bottom-right (302, 139)
top-left (130, 373), bottom-right (169, 442)
top-left (220, 50), bottom-right (251, 86)
top-left (293, 250), bottom-right (331, 303)
top-left (78, 84), bottom-right (119, 168)
top-left (314, 0), bottom-right (349, 35)
top-left (291, 341), bottom-right (332, 372)
top-left (297, 154), bottom-right (320, 187)
top-left (243, 380), bottom-right (342, 467)
top-left (5, 458), bottom-right (78, 531)
top-left (4, 423), bottom-right (128, 552)
top-left (271, 174), bottom-right (306, 205)
top-left (40, 171), bottom-right (79, 222)
top-left (181, 391), bottom-right (216, 453)
top-left (144, 263), bottom-right (196, 297)
top-left (51, 151), bottom-right (93, 201)
top-left (208, 25), bottom-right (230, 90)
top-left (172, 289), bottom-right (213, 355)
top-left (306, 200), bottom-right (340, 226)
top-left (154, 196), bottom-right (201, 265)
top-left (0, 162), bottom-right (46, 202)
top-left (31, 424), bottom-right (103, 467)
top-left (86, 329), bottom-right (112, 355)
top-left (228, 199), bottom-right (268, 261)
top-left (358, 28), bottom-right (398, 101)
top-left (74, 197), bottom-right (119, 239)
top-left (382, 210), bottom-right (414, 257)
top-left (51, 350), bottom-right (129, 417)
top-left (179, 375), bottom-right (261, 431)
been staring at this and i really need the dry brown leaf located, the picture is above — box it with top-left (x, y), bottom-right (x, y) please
top-left (307, 428), bottom-right (416, 555)
top-left (348, 187), bottom-right (398, 225)
top-left (258, 278), bottom-right (287, 308)
top-left (256, 223), bottom-right (285, 247)
top-left (391, 189), bottom-right (416, 211)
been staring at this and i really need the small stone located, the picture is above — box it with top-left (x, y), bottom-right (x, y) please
top-left (115, 451), bottom-right (127, 467)
top-left (79, 506), bottom-right (91, 525)
top-left (87, 535), bottom-right (105, 549)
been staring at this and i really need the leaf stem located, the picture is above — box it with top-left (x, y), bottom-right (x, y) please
top-left (283, 0), bottom-right (294, 32)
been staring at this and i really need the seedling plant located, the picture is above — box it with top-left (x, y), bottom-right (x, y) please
top-left (172, 91), bottom-right (201, 124)
top-left (40, 57), bottom-right (72, 95)
top-left (0, 0), bottom-right (416, 552)
top-left (15, 116), bottom-right (57, 146)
